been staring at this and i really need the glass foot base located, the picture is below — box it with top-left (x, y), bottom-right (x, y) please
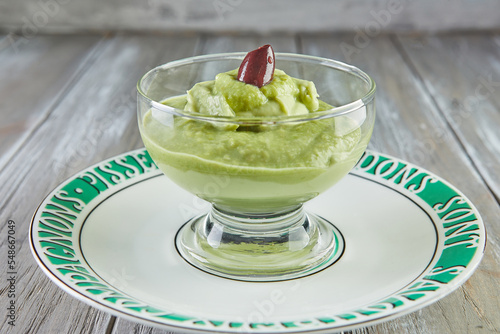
top-left (175, 206), bottom-right (345, 282)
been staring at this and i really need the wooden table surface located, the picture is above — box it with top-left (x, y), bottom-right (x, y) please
top-left (1, 32), bottom-right (499, 334)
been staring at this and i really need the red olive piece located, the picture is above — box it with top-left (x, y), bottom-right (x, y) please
top-left (237, 44), bottom-right (275, 88)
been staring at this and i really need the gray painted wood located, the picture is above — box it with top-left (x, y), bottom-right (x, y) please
top-left (1, 33), bottom-right (499, 334)
top-left (300, 33), bottom-right (500, 334)
top-left (200, 34), bottom-right (298, 53)
top-left (1, 0), bottom-right (500, 34)
top-left (396, 34), bottom-right (500, 202)
top-left (0, 34), bottom-right (103, 170)
top-left (0, 34), bottom-right (200, 334)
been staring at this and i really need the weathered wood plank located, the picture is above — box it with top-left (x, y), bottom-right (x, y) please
top-left (299, 33), bottom-right (500, 334)
top-left (1, 0), bottom-right (500, 33)
top-left (0, 34), bottom-right (103, 170)
top-left (0, 34), bottom-right (200, 334)
top-left (396, 34), bottom-right (500, 203)
top-left (2, 32), bottom-right (498, 334)
top-left (111, 321), bottom-right (176, 334)
top-left (200, 34), bottom-right (298, 53)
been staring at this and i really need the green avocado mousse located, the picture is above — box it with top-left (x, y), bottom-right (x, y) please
top-left (139, 47), bottom-right (373, 213)
top-left (137, 45), bottom-right (376, 281)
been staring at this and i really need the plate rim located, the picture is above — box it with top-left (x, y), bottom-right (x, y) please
top-left (29, 148), bottom-right (487, 333)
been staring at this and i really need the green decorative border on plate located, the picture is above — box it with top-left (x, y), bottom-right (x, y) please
top-left (30, 148), bottom-right (486, 333)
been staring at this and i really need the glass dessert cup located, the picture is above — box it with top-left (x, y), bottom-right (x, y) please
top-left (137, 53), bottom-right (376, 282)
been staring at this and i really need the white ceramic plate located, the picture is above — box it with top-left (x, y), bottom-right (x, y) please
top-left (30, 149), bottom-right (486, 333)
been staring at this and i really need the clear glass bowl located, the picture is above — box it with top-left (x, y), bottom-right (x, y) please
top-left (137, 52), bottom-right (376, 281)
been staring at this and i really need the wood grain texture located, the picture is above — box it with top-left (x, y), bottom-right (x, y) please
top-left (1, 0), bottom-right (500, 34)
top-left (200, 34), bottom-right (298, 53)
top-left (1, 32), bottom-right (498, 334)
top-left (396, 34), bottom-right (500, 203)
top-left (0, 34), bottom-right (103, 170)
top-left (0, 34), bottom-right (200, 334)
top-left (299, 33), bottom-right (500, 334)
top-left (0, 35), bottom-right (110, 334)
